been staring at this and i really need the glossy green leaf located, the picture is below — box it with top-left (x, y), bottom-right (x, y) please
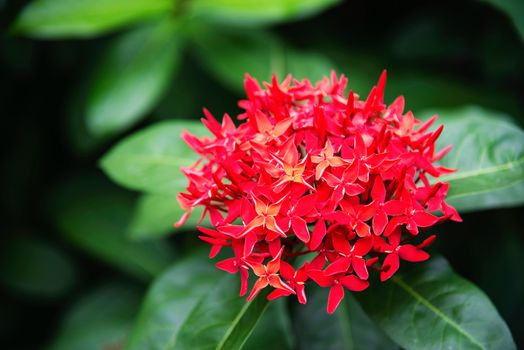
top-left (292, 286), bottom-right (396, 350)
top-left (0, 236), bottom-right (75, 297)
top-left (12, 0), bottom-right (173, 38)
top-left (187, 0), bottom-right (341, 27)
top-left (357, 256), bottom-right (516, 350)
top-left (48, 283), bottom-right (142, 350)
top-left (482, 0), bottom-right (524, 41)
top-left (86, 19), bottom-right (181, 138)
top-left (125, 254), bottom-right (269, 350)
top-left (100, 120), bottom-right (208, 195)
top-left (191, 26), bottom-right (336, 92)
top-left (50, 175), bottom-right (174, 281)
top-left (244, 299), bottom-right (294, 350)
top-left (429, 106), bottom-right (524, 212)
top-left (129, 194), bottom-right (208, 240)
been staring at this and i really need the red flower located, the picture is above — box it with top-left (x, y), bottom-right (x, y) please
top-left (177, 70), bottom-right (461, 314)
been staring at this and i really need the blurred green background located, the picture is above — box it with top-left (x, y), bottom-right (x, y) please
top-left (1, 0), bottom-right (523, 348)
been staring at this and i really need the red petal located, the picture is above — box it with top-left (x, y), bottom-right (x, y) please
top-left (218, 225), bottom-right (244, 238)
top-left (330, 186), bottom-right (345, 207)
top-left (268, 238), bottom-right (281, 258)
top-left (388, 229), bottom-right (401, 248)
top-left (323, 172), bottom-right (341, 187)
top-left (372, 210), bottom-right (388, 236)
top-left (398, 245), bottom-right (430, 262)
top-left (342, 160), bottom-right (359, 183)
top-left (294, 193), bottom-right (317, 216)
top-left (309, 254), bottom-right (326, 270)
top-left (353, 236), bottom-right (373, 255)
top-left (247, 278), bottom-right (269, 301)
top-left (279, 260), bottom-right (295, 281)
top-left (383, 200), bottom-right (406, 216)
top-left (273, 118), bottom-right (293, 137)
top-left (417, 235), bottom-right (436, 249)
top-left (346, 90), bottom-right (355, 116)
top-left (355, 221), bottom-right (371, 238)
top-left (316, 161), bottom-right (330, 181)
top-left (365, 153), bottom-right (388, 168)
top-left (376, 69), bottom-right (387, 103)
top-left (267, 246), bottom-right (284, 273)
top-left (380, 253), bottom-right (400, 281)
top-left (266, 202), bottom-right (282, 216)
top-left (296, 284), bottom-right (307, 304)
top-left (358, 201), bottom-right (376, 221)
top-left (216, 258), bottom-right (238, 273)
top-left (267, 289), bottom-right (292, 300)
top-left (209, 245), bottom-right (222, 258)
top-left (243, 231), bottom-right (258, 257)
top-left (371, 176), bottom-right (386, 202)
top-left (208, 207), bottom-right (224, 226)
top-left (324, 208), bottom-right (351, 225)
top-left (240, 197), bottom-right (256, 223)
top-left (324, 257), bottom-right (352, 276)
top-left (372, 235), bottom-right (388, 252)
top-left (242, 216), bottom-right (265, 236)
top-left (327, 284), bottom-right (345, 314)
top-left (310, 219), bottom-right (327, 250)
top-left (340, 274), bottom-right (369, 291)
top-left (266, 216), bottom-right (287, 236)
top-left (366, 256), bottom-right (379, 267)
top-left (344, 183), bottom-right (365, 196)
top-left (384, 216), bottom-right (405, 236)
top-left (254, 110), bottom-right (273, 133)
top-left (354, 133), bottom-right (367, 158)
top-left (413, 211), bottom-right (439, 227)
top-left (291, 217), bottom-right (310, 243)
top-left (307, 269), bottom-right (333, 287)
top-left (239, 268), bottom-right (249, 296)
top-left (352, 257), bottom-right (369, 280)
top-left (332, 233), bottom-right (351, 255)
top-left (268, 275), bottom-right (295, 294)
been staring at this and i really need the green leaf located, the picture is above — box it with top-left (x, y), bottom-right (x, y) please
top-left (0, 236), bottom-right (75, 297)
top-left (244, 299), bottom-right (294, 350)
top-left (48, 283), bottom-right (142, 350)
top-left (482, 0), bottom-right (524, 41)
top-left (191, 26), bottom-right (337, 92)
top-left (128, 194), bottom-right (208, 240)
top-left (100, 120), bottom-right (208, 195)
top-left (187, 0), bottom-right (341, 27)
top-left (12, 0), bottom-right (173, 38)
top-left (292, 286), bottom-right (396, 350)
top-left (356, 256), bottom-right (516, 350)
top-left (86, 19), bottom-right (182, 138)
top-left (125, 253), bottom-right (269, 350)
top-left (50, 175), bottom-right (175, 281)
top-left (429, 106), bottom-right (524, 212)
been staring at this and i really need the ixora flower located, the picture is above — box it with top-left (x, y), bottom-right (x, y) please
top-left (176, 71), bottom-right (461, 314)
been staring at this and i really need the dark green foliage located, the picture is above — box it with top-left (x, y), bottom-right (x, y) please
top-left (1, 0), bottom-right (524, 349)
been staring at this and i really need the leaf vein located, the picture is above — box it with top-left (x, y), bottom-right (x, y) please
top-left (392, 276), bottom-right (486, 350)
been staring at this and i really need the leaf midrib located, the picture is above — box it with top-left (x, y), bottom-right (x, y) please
top-left (215, 298), bottom-right (268, 350)
top-left (447, 177), bottom-right (524, 200)
top-left (392, 276), bottom-right (486, 350)
top-left (162, 277), bottom-right (266, 350)
top-left (437, 156), bottom-right (524, 183)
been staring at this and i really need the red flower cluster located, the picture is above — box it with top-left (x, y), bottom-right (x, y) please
top-left (177, 71), bottom-right (461, 313)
